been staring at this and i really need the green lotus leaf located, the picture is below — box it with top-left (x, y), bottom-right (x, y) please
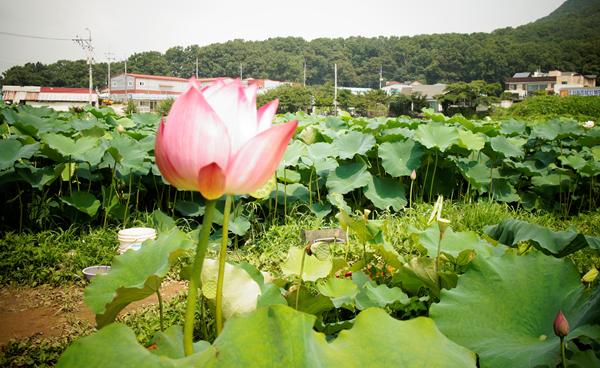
top-left (499, 120), bottom-right (526, 136)
top-left (307, 142), bottom-right (334, 161)
top-left (412, 224), bottom-right (495, 258)
top-left (0, 139), bottom-right (39, 170)
top-left (175, 200), bottom-right (205, 217)
top-left (131, 113), bottom-right (160, 127)
top-left (355, 281), bottom-right (410, 310)
top-left (276, 168), bottom-right (301, 183)
top-left (148, 325), bottom-right (212, 359)
top-left (532, 174), bottom-right (570, 187)
top-left (326, 162), bottom-right (371, 195)
top-left (327, 192), bottom-right (351, 214)
top-left (317, 277), bottom-right (358, 308)
top-left (309, 202), bottom-right (332, 218)
top-left (333, 131), bottom-right (376, 159)
top-left (485, 219), bottom-right (600, 257)
top-left (210, 305), bottom-right (476, 367)
top-left (280, 140), bottom-right (307, 167)
top-left (457, 129), bottom-right (486, 151)
top-left (430, 253), bottom-right (600, 368)
top-left (378, 139), bottom-right (425, 177)
top-left (60, 191), bottom-right (101, 217)
top-left (281, 247), bottom-right (332, 282)
top-left (106, 135), bottom-right (150, 175)
top-left (271, 183), bottom-right (310, 203)
top-left (57, 323), bottom-right (214, 367)
top-left (314, 157), bottom-right (339, 175)
top-left (116, 117), bottom-right (136, 128)
top-left (489, 136), bottom-right (526, 159)
top-left (363, 176), bottom-right (407, 211)
top-left (559, 154), bottom-right (588, 171)
top-left (413, 123), bottom-right (459, 152)
top-left (84, 228), bottom-right (194, 328)
top-left (489, 178), bottom-right (520, 203)
top-left (201, 259), bottom-right (261, 319)
top-left (43, 134), bottom-right (99, 160)
top-left (17, 164), bottom-right (62, 189)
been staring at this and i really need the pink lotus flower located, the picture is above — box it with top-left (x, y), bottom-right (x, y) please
top-left (155, 78), bottom-right (297, 199)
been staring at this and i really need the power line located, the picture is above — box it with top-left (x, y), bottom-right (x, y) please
top-left (0, 30), bottom-right (74, 41)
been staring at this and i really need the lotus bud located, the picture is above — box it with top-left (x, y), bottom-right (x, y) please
top-left (410, 169), bottom-right (417, 181)
top-left (553, 310), bottom-right (570, 338)
top-left (116, 124), bottom-right (125, 133)
top-left (363, 209), bottom-right (371, 221)
top-left (582, 266), bottom-right (598, 283)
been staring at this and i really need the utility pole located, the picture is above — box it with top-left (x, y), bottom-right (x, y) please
top-left (240, 63), bottom-right (243, 80)
top-left (379, 65), bottom-right (383, 89)
top-left (124, 57), bottom-right (128, 103)
top-left (195, 57), bottom-right (199, 78)
top-left (303, 58), bottom-right (306, 87)
top-left (105, 52), bottom-right (115, 96)
top-left (333, 63), bottom-right (338, 115)
top-left (74, 28), bottom-right (94, 105)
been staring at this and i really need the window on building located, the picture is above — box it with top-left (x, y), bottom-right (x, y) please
top-left (112, 82), bottom-right (117, 87)
top-left (562, 81), bottom-right (568, 85)
top-left (128, 81), bottom-right (133, 86)
top-left (139, 81), bottom-right (144, 86)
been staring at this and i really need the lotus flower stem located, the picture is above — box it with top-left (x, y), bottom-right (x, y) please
top-left (103, 162), bottom-right (118, 229)
top-left (560, 337), bottom-right (566, 368)
top-left (295, 248), bottom-right (307, 310)
top-left (409, 179), bottom-right (414, 209)
top-left (429, 152), bottom-right (438, 202)
top-left (183, 200), bottom-right (216, 356)
top-left (122, 170), bottom-right (133, 228)
top-left (215, 195), bottom-right (232, 335)
top-left (422, 155), bottom-right (430, 202)
top-left (156, 288), bottom-right (164, 332)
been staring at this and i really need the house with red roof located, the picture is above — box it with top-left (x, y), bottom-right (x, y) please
top-left (1, 86), bottom-right (98, 111)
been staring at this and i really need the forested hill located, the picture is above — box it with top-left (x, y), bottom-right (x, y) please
top-left (1, 0), bottom-right (599, 89)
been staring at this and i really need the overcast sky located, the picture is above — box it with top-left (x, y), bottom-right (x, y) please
top-left (0, 0), bottom-right (565, 74)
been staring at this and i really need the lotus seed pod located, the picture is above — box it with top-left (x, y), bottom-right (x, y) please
top-left (553, 310), bottom-right (570, 338)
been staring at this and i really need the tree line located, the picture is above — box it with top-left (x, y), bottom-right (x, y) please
top-left (1, 0), bottom-right (599, 89)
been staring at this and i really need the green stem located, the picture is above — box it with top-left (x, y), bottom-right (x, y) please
top-left (122, 171), bottom-right (133, 228)
top-left (295, 248), bottom-right (307, 310)
top-left (283, 170), bottom-right (288, 222)
top-left (215, 195), bottom-right (232, 335)
top-left (103, 163), bottom-right (117, 229)
top-left (560, 337), bottom-right (567, 368)
top-left (422, 155), bottom-right (430, 202)
top-left (409, 179), bottom-right (414, 209)
top-left (183, 200), bottom-right (216, 356)
top-left (429, 152), bottom-right (438, 202)
top-left (156, 288), bottom-right (164, 332)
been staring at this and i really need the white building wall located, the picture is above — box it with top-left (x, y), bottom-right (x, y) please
top-left (133, 77), bottom-right (187, 93)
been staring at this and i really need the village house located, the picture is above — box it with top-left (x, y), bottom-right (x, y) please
top-left (1, 86), bottom-right (98, 110)
top-left (505, 70), bottom-right (596, 97)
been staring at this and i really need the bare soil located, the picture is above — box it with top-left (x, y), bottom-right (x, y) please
top-left (0, 280), bottom-right (186, 346)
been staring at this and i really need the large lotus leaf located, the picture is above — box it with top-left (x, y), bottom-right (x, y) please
top-left (430, 253), bottom-right (600, 368)
top-left (280, 140), bottom-right (307, 167)
top-left (499, 120), bottom-right (526, 136)
top-left (210, 306), bottom-right (476, 367)
top-left (363, 176), bottom-right (407, 211)
top-left (333, 131), bottom-right (376, 159)
top-left (60, 191), bottom-right (101, 217)
top-left (43, 133), bottom-right (99, 160)
top-left (326, 162), bottom-right (371, 195)
top-left (378, 139), bottom-right (425, 177)
top-left (531, 120), bottom-right (578, 140)
top-left (57, 323), bottom-right (214, 367)
top-left (532, 174), bottom-right (570, 188)
top-left (559, 154), bottom-right (588, 171)
top-left (281, 247), bottom-right (332, 282)
top-left (0, 139), bottom-right (39, 170)
top-left (413, 123), bottom-right (459, 152)
top-left (84, 228), bottom-right (194, 328)
top-left (131, 112), bottom-right (160, 127)
top-left (317, 277), bottom-right (358, 308)
top-left (457, 129), bottom-right (486, 151)
top-left (355, 282), bottom-right (410, 310)
top-left (106, 135), bottom-right (150, 175)
top-left (12, 111), bottom-right (58, 137)
top-left (412, 224), bottom-right (495, 258)
top-left (489, 178), bottom-right (520, 203)
top-left (148, 325), bottom-right (211, 359)
top-left (307, 142), bottom-right (334, 161)
top-left (485, 219), bottom-right (600, 257)
top-left (489, 136), bottom-right (526, 159)
top-left (271, 183), bottom-right (310, 203)
top-left (201, 259), bottom-right (261, 319)
top-left (17, 164), bottom-right (62, 189)
top-left (276, 168), bottom-right (301, 183)
top-left (314, 157), bottom-right (339, 175)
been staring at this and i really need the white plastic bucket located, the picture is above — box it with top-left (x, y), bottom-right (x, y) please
top-left (117, 227), bottom-right (156, 254)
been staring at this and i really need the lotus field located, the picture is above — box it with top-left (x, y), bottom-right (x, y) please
top-left (0, 81), bottom-right (599, 367)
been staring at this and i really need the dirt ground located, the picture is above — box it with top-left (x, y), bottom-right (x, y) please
top-left (0, 280), bottom-right (187, 346)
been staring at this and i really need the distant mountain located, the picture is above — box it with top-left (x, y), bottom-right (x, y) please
top-left (2, 0), bottom-right (599, 88)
